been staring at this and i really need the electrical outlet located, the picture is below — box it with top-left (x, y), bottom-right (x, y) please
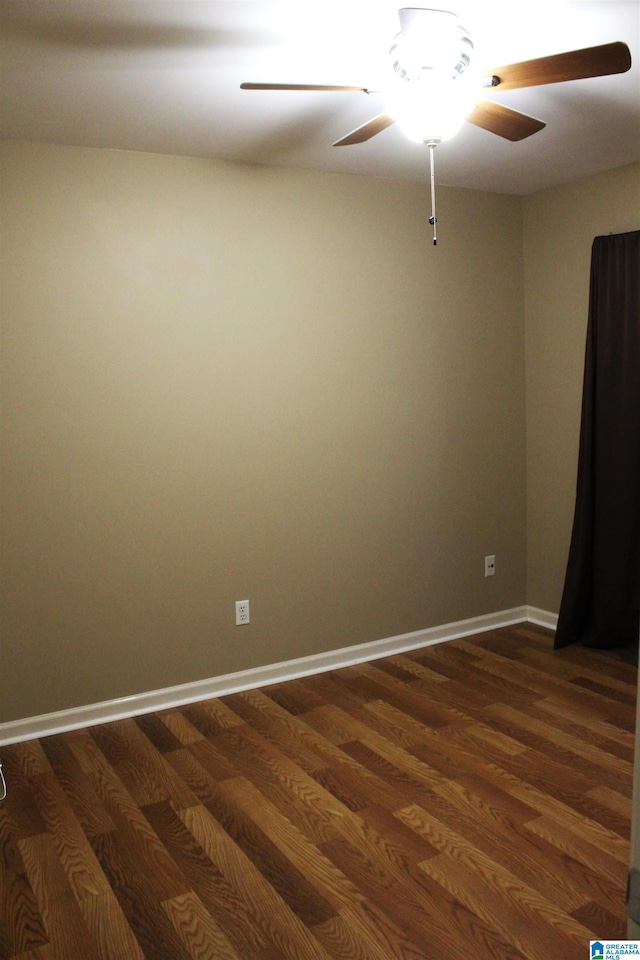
top-left (235, 600), bottom-right (250, 625)
top-left (484, 555), bottom-right (496, 577)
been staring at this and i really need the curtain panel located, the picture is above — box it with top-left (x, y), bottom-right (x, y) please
top-left (555, 229), bottom-right (640, 650)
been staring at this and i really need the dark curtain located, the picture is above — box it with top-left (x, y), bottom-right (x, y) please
top-left (555, 230), bottom-right (640, 650)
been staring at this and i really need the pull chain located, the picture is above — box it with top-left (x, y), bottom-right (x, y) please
top-left (428, 141), bottom-right (437, 245)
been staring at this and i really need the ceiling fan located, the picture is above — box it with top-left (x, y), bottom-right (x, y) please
top-left (240, 7), bottom-right (631, 242)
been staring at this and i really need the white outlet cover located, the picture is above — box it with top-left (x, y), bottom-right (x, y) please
top-left (235, 600), bottom-right (250, 624)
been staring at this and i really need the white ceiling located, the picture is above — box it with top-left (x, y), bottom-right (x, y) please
top-left (1, 1), bottom-right (639, 194)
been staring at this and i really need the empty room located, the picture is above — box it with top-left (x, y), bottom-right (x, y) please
top-left (1, 2), bottom-right (639, 958)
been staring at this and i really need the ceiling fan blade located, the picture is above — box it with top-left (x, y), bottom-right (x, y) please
top-left (467, 100), bottom-right (546, 141)
top-left (240, 83), bottom-right (370, 93)
top-left (487, 41), bottom-right (631, 91)
top-left (333, 114), bottom-right (395, 146)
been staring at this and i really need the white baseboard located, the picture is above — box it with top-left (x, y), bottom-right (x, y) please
top-left (525, 606), bottom-right (558, 630)
top-left (0, 605), bottom-right (555, 746)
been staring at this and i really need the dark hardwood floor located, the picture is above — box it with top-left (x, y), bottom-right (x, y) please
top-left (0, 623), bottom-right (636, 959)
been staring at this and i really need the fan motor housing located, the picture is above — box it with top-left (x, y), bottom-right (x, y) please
top-left (389, 19), bottom-right (474, 82)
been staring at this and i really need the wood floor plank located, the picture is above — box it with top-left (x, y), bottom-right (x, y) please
top-left (469, 640), bottom-right (635, 718)
top-left (162, 890), bottom-right (245, 960)
top-left (517, 643), bottom-right (637, 690)
top-left (340, 738), bottom-right (441, 809)
top-left (133, 713), bottom-right (186, 755)
top-left (456, 716), bottom-right (530, 757)
top-left (156, 709), bottom-right (208, 747)
top-left (562, 667), bottom-right (635, 705)
top-left (428, 728), bottom-right (632, 870)
top-left (0, 809), bottom-right (49, 956)
top-left (11, 741), bottom-right (53, 781)
top-left (420, 850), bottom-right (589, 960)
top-left (356, 804), bottom-right (439, 865)
top-left (296, 672), bottom-right (382, 715)
top-left (180, 700), bottom-right (246, 740)
top-left (90, 719), bottom-right (198, 810)
top-left (164, 746), bottom-right (228, 810)
top-left (587, 784), bottom-right (632, 818)
top-left (424, 776), bottom-right (592, 914)
top-left (485, 702), bottom-right (633, 793)
top-left (89, 762), bottom-right (190, 904)
top-left (311, 900), bottom-right (439, 960)
top-left (320, 825), bottom-right (516, 960)
top-left (187, 737), bottom-right (241, 784)
top-left (193, 781), bottom-right (336, 926)
top-left (39, 736), bottom-right (116, 842)
top-left (76, 888), bottom-right (147, 960)
top-left (211, 724), bottom-right (350, 845)
top-left (217, 776), bottom-right (364, 913)
top-left (510, 783), bottom-right (630, 864)
top-left (216, 690), bottom-right (330, 775)
top-left (380, 653), bottom-right (451, 684)
top-left (397, 804), bottom-right (595, 959)
top-left (260, 679), bottom-right (328, 716)
top-left (407, 719), bottom-right (628, 840)
top-left (524, 814), bottom-right (629, 879)
top-left (570, 899), bottom-right (627, 939)
top-left (141, 802), bottom-right (269, 959)
top-left (28, 771), bottom-right (111, 903)
top-left (11, 945), bottom-right (58, 960)
top-left (311, 757), bottom-right (396, 813)
top-left (532, 697), bottom-right (634, 760)
top-left (1, 782), bottom-right (47, 843)
top-left (177, 803), bottom-right (336, 960)
top-left (90, 827), bottom-right (192, 960)
top-left (304, 703), bottom-right (447, 795)
top-left (18, 832), bottom-right (101, 960)
top-left (1, 624), bottom-right (633, 957)
top-left (64, 727), bottom-right (121, 778)
top-left (456, 628), bottom-right (540, 661)
top-left (360, 683), bottom-right (468, 736)
top-left (510, 651), bottom-right (635, 733)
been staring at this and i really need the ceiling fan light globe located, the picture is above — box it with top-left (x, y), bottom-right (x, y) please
top-left (386, 72), bottom-right (481, 144)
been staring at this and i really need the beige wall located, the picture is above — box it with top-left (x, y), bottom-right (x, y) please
top-left (0, 141), bottom-right (527, 722)
top-left (523, 163), bottom-right (640, 612)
